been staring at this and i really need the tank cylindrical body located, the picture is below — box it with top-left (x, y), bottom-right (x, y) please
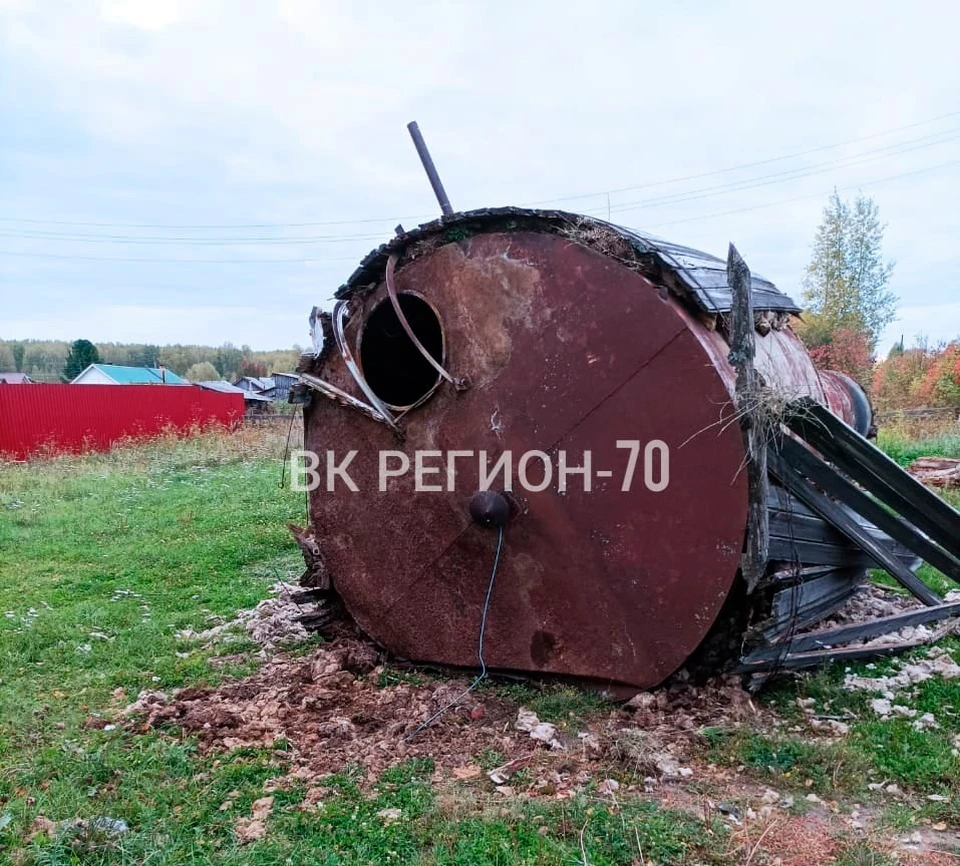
top-left (297, 209), bottom-right (867, 690)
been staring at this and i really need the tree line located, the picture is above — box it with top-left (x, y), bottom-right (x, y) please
top-left (872, 338), bottom-right (960, 413)
top-left (0, 339), bottom-right (302, 383)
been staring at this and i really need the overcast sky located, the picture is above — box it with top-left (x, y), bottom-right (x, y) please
top-left (2, 0), bottom-right (958, 355)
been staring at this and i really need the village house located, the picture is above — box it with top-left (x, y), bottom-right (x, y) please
top-left (70, 364), bottom-right (187, 385)
top-left (231, 372), bottom-right (298, 401)
top-left (195, 380), bottom-right (273, 415)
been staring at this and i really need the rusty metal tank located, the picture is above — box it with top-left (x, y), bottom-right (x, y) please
top-left (294, 208), bottom-right (869, 691)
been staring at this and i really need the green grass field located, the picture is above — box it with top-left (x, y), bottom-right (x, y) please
top-left (0, 431), bottom-right (729, 865)
top-left (1, 426), bottom-right (958, 864)
top-left (878, 429), bottom-right (960, 466)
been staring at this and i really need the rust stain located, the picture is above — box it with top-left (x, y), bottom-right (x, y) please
top-left (303, 231), bottom-right (750, 689)
top-left (294, 210), bottom-right (882, 690)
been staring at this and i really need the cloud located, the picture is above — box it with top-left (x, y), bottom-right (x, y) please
top-left (1, 0), bottom-right (958, 348)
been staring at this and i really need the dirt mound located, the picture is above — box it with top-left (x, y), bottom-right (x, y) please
top-left (127, 634), bottom-right (763, 789)
top-left (132, 637), bottom-right (523, 779)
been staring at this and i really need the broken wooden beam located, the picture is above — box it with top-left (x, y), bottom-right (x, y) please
top-left (738, 638), bottom-right (931, 673)
top-left (296, 610), bottom-right (335, 630)
top-left (289, 587), bottom-right (331, 605)
top-left (727, 243), bottom-right (768, 593)
top-left (785, 399), bottom-right (960, 555)
top-left (748, 600), bottom-right (960, 663)
top-left (908, 457), bottom-right (960, 488)
top-left (767, 447), bottom-right (941, 606)
top-left (776, 435), bottom-right (960, 584)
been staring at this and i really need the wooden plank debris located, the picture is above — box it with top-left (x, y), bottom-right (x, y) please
top-left (908, 457), bottom-right (960, 488)
top-left (777, 435), bottom-right (960, 583)
top-left (727, 243), bottom-right (768, 593)
top-left (785, 399), bottom-right (960, 556)
top-left (745, 601), bottom-right (960, 664)
top-left (767, 448), bottom-right (941, 605)
top-left (739, 639), bottom-right (931, 674)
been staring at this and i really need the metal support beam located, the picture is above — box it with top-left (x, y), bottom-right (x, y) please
top-left (777, 435), bottom-right (960, 583)
top-left (786, 399), bottom-right (960, 552)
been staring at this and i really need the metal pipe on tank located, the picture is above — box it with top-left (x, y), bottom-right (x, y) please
top-left (407, 121), bottom-right (453, 216)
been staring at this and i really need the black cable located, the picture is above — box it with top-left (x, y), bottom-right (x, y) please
top-left (405, 524), bottom-right (505, 740)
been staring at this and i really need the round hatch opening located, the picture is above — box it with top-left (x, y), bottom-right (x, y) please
top-left (359, 293), bottom-right (444, 408)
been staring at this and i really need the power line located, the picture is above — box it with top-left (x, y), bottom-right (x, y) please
top-left (1, 109), bottom-right (957, 231)
top-left (640, 159), bottom-right (960, 230)
top-left (525, 109), bottom-right (960, 205)
top-left (0, 250), bottom-right (365, 263)
top-left (0, 229), bottom-right (389, 245)
top-left (600, 128), bottom-right (960, 216)
top-left (3, 125), bottom-right (956, 248)
top-left (0, 213), bottom-right (423, 231)
top-left (4, 158), bottom-right (955, 265)
top-left (2, 159), bottom-right (956, 264)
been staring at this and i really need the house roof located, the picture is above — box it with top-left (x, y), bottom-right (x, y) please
top-left (197, 380), bottom-right (273, 401)
top-left (0, 372), bottom-right (31, 384)
top-left (196, 380), bottom-right (244, 394)
top-left (76, 364), bottom-right (187, 385)
top-left (234, 376), bottom-right (275, 391)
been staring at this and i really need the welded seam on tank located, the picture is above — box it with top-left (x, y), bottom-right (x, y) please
top-left (377, 519), bottom-right (478, 617)
top-left (539, 327), bottom-right (689, 456)
top-left (371, 327), bottom-right (692, 617)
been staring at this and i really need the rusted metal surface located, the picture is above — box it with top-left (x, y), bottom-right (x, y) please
top-left (818, 370), bottom-right (873, 436)
top-left (754, 327), bottom-right (826, 403)
top-left (304, 231), bottom-right (751, 689)
top-left (296, 207), bottom-right (907, 689)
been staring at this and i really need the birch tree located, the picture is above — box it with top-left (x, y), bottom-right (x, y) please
top-left (800, 191), bottom-right (897, 352)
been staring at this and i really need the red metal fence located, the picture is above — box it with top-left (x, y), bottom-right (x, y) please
top-left (0, 385), bottom-right (244, 460)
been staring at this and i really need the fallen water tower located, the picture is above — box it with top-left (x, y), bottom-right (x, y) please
top-left (288, 125), bottom-right (960, 691)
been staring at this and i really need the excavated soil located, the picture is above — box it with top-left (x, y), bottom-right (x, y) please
top-left (126, 629), bottom-right (763, 790)
top-left (119, 622), bottom-right (960, 861)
